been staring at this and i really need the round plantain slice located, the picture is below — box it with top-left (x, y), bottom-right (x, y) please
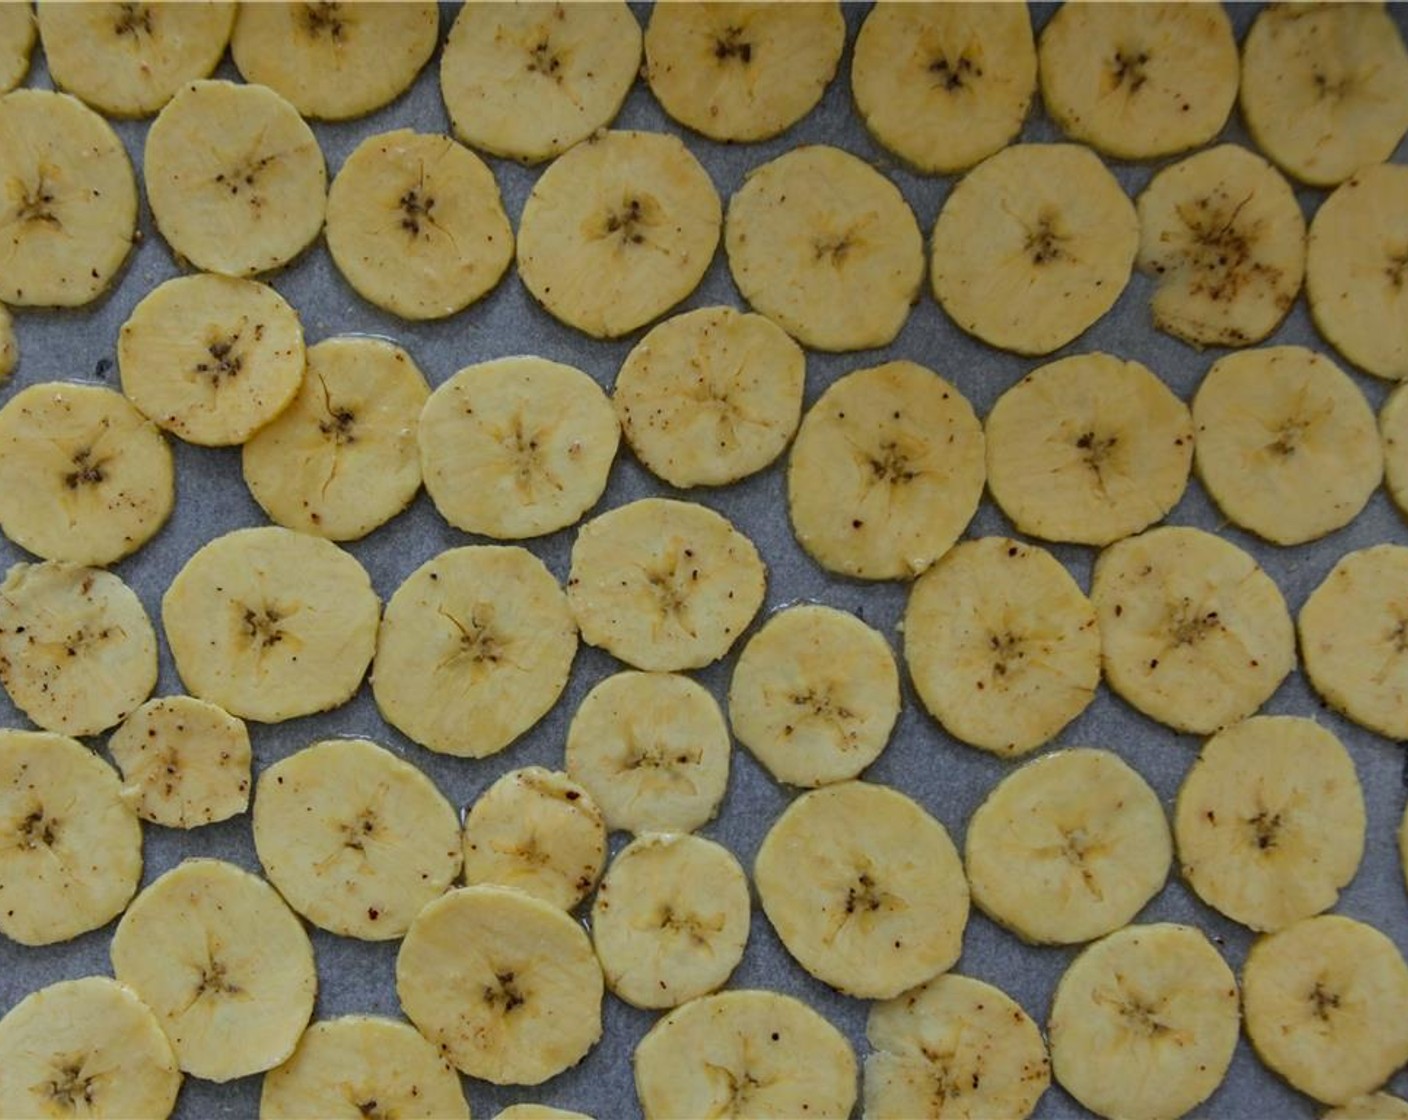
top-left (567, 497), bottom-right (765, 672)
top-left (418, 356), bottom-right (619, 540)
top-left (1382, 385), bottom-right (1408, 518)
top-left (0, 305), bottom-right (14, 383)
top-left (0, 89), bottom-right (138, 307)
top-left (1049, 923), bottom-right (1239, 1120)
top-left (965, 748), bottom-right (1172, 945)
top-left (161, 526), bottom-right (380, 723)
top-left (396, 885), bottom-right (604, 1086)
top-left (516, 130), bottom-right (721, 339)
top-left (564, 670), bottom-right (731, 835)
top-left (1307, 162), bottom-right (1408, 381)
top-left (231, 2), bottom-right (438, 121)
top-left (1242, 914), bottom-right (1408, 1106)
top-left (1192, 346), bottom-right (1381, 545)
top-left (0, 729), bottom-right (142, 947)
top-left (644, 2), bottom-right (844, 142)
top-left (110, 858), bottom-right (317, 1083)
top-left (261, 1015), bottom-right (469, 1120)
top-left (254, 738), bottom-right (463, 941)
top-left (0, 561), bottom-right (157, 736)
top-left (325, 128), bottom-right (514, 320)
top-left (461, 766), bottom-right (606, 911)
top-left (0, 382), bottom-right (174, 566)
top-left (613, 305), bottom-right (806, 490)
top-left (372, 546), bottom-right (578, 757)
top-left (439, 0), bottom-right (641, 165)
top-left (1299, 544), bottom-right (1408, 740)
top-left (853, 2), bottom-right (1036, 175)
top-left (0, 977), bottom-right (180, 1120)
top-left (241, 336), bottom-right (430, 541)
top-left (145, 79), bottom-right (326, 277)
top-left (865, 973), bottom-right (1050, 1120)
top-left (725, 145), bottom-right (924, 352)
top-left (1038, 2), bottom-right (1238, 161)
top-left (930, 143), bottom-right (1138, 356)
top-left (591, 832), bottom-right (750, 1010)
top-left (728, 603), bottom-right (901, 788)
top-left (904, 536), bottom-right (1100, 758)
top-left (37, 1), bottom-right (234, 117)
top-left (984, 352), bottom-right (1193, 547)
top-left (1136, 144), bottom-right (1306, 349)
top-left (754, 780), bottom-right (969, 1000)
top-left (118, 273), bottom-right (306, 448)
top-left (633, 989), bottom-right (856, 1120)
top-left (786, 360), bottom-right (984, 581)
top-left (108, 695), bottom-right (251, 829)
top-left (1174, 715), bottom-right (1366, 933)
top-left (1240, 3), bottom-right (1408, 188)
top-left (1090, 526), bottom-right (1295, 735)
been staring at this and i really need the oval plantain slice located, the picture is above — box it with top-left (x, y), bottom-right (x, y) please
top-left (118, 273), bottom-right (306, 448)
top-left (965, 748), bottom-right (1171, 945)
top-left (396, 885), bottom-right (604, 1086)
top-left (517, 130), bottom-right (721, 339)
top-left (0, 382), bottom-right (174, 566)
top-left (1307, 162), bottom-right (1408, 382)
top-left (108, 695), bottom-right (251, 829)
top-left (904, 537), bottom-right (1100, 758)
top-left (418, 356), bottom-right (619, 540)
top-left (1382, 385), bottom-right (1408, 517)
top-left (110, 858), bottom-right (317, 1083)
top-left (241, 335), bottom-right (430, 542)
top-left (1136, 144), bottom-right (1306, 349)
top-left (161, 526), bottom-right (380, 723)
top-left (725, 145), bottom-right (924, 352)
top-left (564, 670), bottom-right (731, 835)
top-left (0, 977), bottom-right (180, 1120)
top-left (1242, 914), bottom-right (1408, 1106)
top-left (0, 89), bottom-right (137, 307)
top-left (1038, 2), bottom-right (1238, 161)
top-left (931, 143), bottom-right (1137, 356)
top-left (1049, 923), bottom-right (1239, 1120)
top-left (852, 2), bottom-right (1035, 175)
top-left (145, 79), bottom-right (326, 277)
top-left (1192, 346), bottom-right (1381, 545)
top-left (728, 603), bottom-right (901, 788)
top-left (644, 2), bottom-right (844, 142)
top-left (633, 989), bottom-right (856, 1120)
top-left (0, 3), bottom-right (33, 93)
top-left (1240, 3), bottom-right (1408, 188)
top-left (865, 973), bottom-right (1050, 1120)
top-left (372, 546), bottom-right (578, 757)
top-left (567, 497), bottom-right (765, 672)
top-left (984, 352), bottom-right (1193, 547)
top-left (0, 561), bottom-right (157, 736)
top-left (754, 780), bottom-right (969, 1000)
top-left (1174, 715), bottom-right (1365, 933)
top-left (1299, 544), bottom-right (1408, 740)
top-left (261, 1015), bottom-right (469, 1120)
top-left (461, 766), bottom-right (606, 911)
top-left (0, 729), bottom-right (142, 947)
top-left (326, 128), bottom-right (514, 320)
top-left (613, 305), bottom-right (806, 490)
top-left (786, 360), bottom-right (984, 581)
top-left (439, 0), bottom-right (641, 165)
top-left (231, 2), bottom-right (438, 121)
top-left (37, 1), bottom-right (234, 118)
top-left (254, 738), bottom-right (463, 940)
top-left (591, 832), bottom-right (750, 1010)
top-left (1090, 526), bottom-right (1295, 735)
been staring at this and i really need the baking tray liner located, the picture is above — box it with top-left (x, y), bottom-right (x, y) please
top-left (2, 3), bottom-right (1406, 1117)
